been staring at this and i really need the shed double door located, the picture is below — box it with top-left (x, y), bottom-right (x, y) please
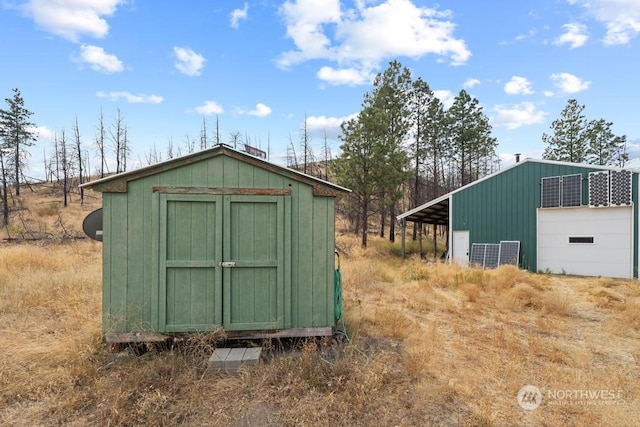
top-left (157, 194), bottom-right (285, 332)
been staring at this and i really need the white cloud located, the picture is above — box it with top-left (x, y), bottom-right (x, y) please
top-left (18, 0), bottom-right (125, 41)
top-left (550, 72), bottom-right (591, 93)
top-left (433, 90), bottom-right (455, 109)
top-left (32, 125), bottom-right (55, 143)
top-left (317, 66), bottom-right (374, 86)
top-left (230, 3), bottom-right (249, 28)
top-left (504, 76), bottom-right (533, 95)
top-left (515, 28), bottom-right (537, 41)
top-left (491, 102), bottom-right (546, 130)
top-left (173, 47), bottom-right (206, 76)
top-left (237, 103), bottom-right (272, 117)
top-left (249, 103), bottom-right (272, 117)
top-left (553, 22), bottom-right (588, 48)
top-left (195, 101), bottom-right (224, 115)
top-left (76, 45), bottom-right (124, 73)
top-left (307, 113), bottom-right (358, 139)
top-left (278, 0), bottom-right (470, 85)
top-left (463, 78), bottom-right (480, 89)
top-left (97, 91), bottom-right (163, 104)
top-left (500, 28), bottom-right (537, 45)
top-left (569, 0), bottom-right (640, 45)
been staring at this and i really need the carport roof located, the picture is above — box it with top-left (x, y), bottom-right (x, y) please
top-left (397, 193), bottom-right (450, 225)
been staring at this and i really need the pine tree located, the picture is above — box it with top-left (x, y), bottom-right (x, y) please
top-left (446, 89), bottom-right (497, 186)
top-left (542, 99), bottom-right (588, 163)
top-left (334, 61), bottom-right (411, 246)
top-left (0, 88), bottom-right (36, 196)
top-left (585, 118), bottom-right (628, 166)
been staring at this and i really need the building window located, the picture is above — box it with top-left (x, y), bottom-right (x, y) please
top-left (568, 236), bottom-right (594, 244)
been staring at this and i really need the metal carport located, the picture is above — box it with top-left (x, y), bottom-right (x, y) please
top-left (397, 193), bottom-right (451, 259)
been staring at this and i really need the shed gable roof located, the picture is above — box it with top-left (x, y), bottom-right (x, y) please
top-left (81, 144), bottom-right (350, 196)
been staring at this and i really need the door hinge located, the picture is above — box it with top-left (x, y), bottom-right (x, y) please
top-left (220, 261), bottom-right (236, 268)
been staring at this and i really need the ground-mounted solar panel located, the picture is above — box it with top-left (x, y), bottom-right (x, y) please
top-left (610, 170), bottom-right (632, 206)
top-left (541, 176), bottom-right (561, 208)
top-left (588, 171), bottom-right (609, 207)
top-left (470, 243), bottom-right (486, 267)
top-left (484, 244), bottom-right (500, 269)
top-left (561, 174), bottom-right (582, 207)
top-left (499, 241), bottom-right (520, 266)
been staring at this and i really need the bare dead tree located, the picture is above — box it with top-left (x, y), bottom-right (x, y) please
top-left (167, 137), bottom-right (175, 159)
top-left (200, 116), bottom-right (209, 150)
top-left (110, 109), bottom-right (125, 173)
top-left (145, 144), bottom-right (162, 165)
top-left (299, 113), bottom-right (314, 175)
top-left (73, 116), bottom-right (84, 204)
top-left (95, 108), bottom-right (107, 178)
top-left (228, 131), bottom-right (242, 149)
top-left (286, 133), bottom-right (298, 168)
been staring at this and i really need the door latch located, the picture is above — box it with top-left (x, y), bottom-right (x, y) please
top-left (220, 261), bottom-right (236, 268)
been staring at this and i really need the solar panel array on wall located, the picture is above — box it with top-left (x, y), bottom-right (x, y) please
top-left (588, 171), bottom-right (610, 207)
top-left (610, 170), bottom-right (632, 206)
top-left (541, 174), bottom-right (583, 208)
top-left (541, 176), bottom-right (561, 208)
top-left (588, 170), bottom-right (632, 207)
top-left (561, 174), bottom-right (582, 207)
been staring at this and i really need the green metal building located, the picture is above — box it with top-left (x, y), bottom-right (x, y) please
top-left (398, 158), bottom-right (639, 279)
top-left (82, 145), bottom-right (349, 340)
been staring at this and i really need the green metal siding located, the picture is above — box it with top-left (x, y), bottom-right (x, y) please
top-left (101, 155), bottom-right (338, 333)
top-left (451, 161), bottom-right (638, 274)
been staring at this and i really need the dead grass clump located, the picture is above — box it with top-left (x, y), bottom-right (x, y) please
top-left (461, 282), bottom-right (481, 302)
top-left (427, 262), bottom-right (487, 289)
top-left (400, 256), bottom-right (431, 281)
top-left (500, 282), bottom-right (545, 311)
top-left (543, 290), bottom-right (574, 316)
top-left (401, 283), bottom-right (433, 313)
top-left (35, 202), bottom-right (61, 217)
top-left (589, 286), bottom-right (626, 308)
top-left (621, 302), bottom-right (640, 329)
top-left (368, 308), bottom-right (415, 340)
top-left (489, 264), bottom-right (550, 291)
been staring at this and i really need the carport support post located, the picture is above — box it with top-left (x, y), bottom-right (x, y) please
top-left (433, 224), bottom-right (437, 259)
top-left (401, 218), bottom-right (406, 259)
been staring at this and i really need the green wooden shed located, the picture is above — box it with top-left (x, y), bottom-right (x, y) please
top-left (82, 145), bottom-right (349, 341)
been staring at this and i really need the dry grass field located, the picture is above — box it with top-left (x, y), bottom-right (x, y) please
top-left (1, 187), bottom-right (639, 426)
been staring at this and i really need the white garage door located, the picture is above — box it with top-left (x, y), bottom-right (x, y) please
top-left (537, 206), bottom-right (633, 279)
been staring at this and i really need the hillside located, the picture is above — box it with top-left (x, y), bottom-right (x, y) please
top-left (0, 186), bottom-right (639, 426)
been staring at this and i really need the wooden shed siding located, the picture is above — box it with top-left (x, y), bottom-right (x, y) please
top-left (452, 161), bottom-right (637, 273)
top-left (312, 196), bottom-right (335, 326)
top-left (102, 155), bottom-right (335, 332)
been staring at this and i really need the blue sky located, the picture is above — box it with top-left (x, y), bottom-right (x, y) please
top-left (1, 0), bottom-right (639, 179)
